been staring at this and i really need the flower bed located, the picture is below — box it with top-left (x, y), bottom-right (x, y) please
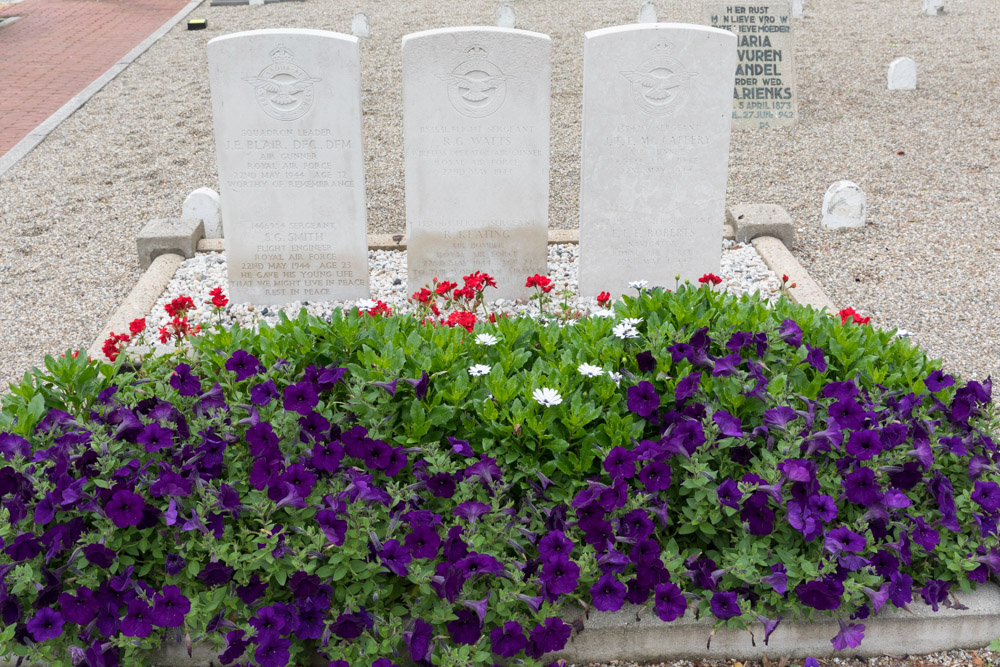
top-left (1, 276), bottom-right (998, 666)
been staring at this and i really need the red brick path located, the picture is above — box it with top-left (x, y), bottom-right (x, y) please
top-left (0, 0), bottom-right (192, 157)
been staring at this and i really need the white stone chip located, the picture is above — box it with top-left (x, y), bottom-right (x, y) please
top-left (887, 57), bottom-right (917, 90)
top-left (182, 187), bottom-right (222, 238)
top-left (821, 181), bottom-right (867, 230)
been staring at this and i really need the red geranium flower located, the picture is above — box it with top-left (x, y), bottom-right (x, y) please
top-left (597, 291), bottom-right (611, 307)
top-left (838, 307), bottom-right (870, 325)
top-left (129, 318), bottom-right (146, 335)
top-left (525, 274), bottom-right (554, 293)
top-left (101, 332), bottom-right (131, 362)
top-left (446, 311), bottom-right (477, 332)
top-left (698, 273), bottom-right (723, 286)
top-left (209, 286), bottom-right (229, 309)
top-left (435, 280), bottom-right (458, 296)
top-left (165, 295), bottom-right (196, 318)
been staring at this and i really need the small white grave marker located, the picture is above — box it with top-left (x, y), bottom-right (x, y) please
top-left (182, 187), bottom-right (223, 238)
top-left (887, 57), bottom-right (917, 90)
top-left (792, 0), bottom-right (803, 17)
top-left (821, 181), bottom-right (866, 230)
top-left (496, 4), bottom-right (516, 28)
top-left (637, 1), bottom-right (658, 23)
top-left (922, 0), bottom-right (943, 15)
top-left (351, 12), bottom-right (370, 38)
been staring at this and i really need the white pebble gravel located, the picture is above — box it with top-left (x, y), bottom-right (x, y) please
top-left (137, 240), bottom-right (781, 338)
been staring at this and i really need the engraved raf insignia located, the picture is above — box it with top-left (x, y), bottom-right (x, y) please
top-left (621, 43), bottom-right (698, 115)
top-left (244, 45), bottom-right (321, 121)
top-left (437, 46), bottom-right (513, 118)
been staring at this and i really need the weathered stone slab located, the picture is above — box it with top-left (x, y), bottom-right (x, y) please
top-left (821, 180), bottom-right (866, 230)
top-left (403, 27), bottom-right (550, 299)
top-left (578, 24), bottom-right (737, 297)
top-left (137, 217), bottom-right (204, 270)
top-left (496, 4), bottom-right (516, 29)
top-left (705, 1), bottom-right (797, 129)
top-left (351, 12), bottom-right (370, 38)
top-left (638, 1), bottom-right (658, 23)
top-left (208, 29), bottom-right (369, 304)
top-left (922, 0), bottom-right (944, 15)
top-left (887, 56), bottom-right (917, 90)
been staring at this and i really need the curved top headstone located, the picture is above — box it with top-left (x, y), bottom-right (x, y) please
top-left (402, 27), bottom-right (550, 299)
top-left (207, 29), bottom-right (369, 304)
top-left (578, 23), bottom-right (737, 297)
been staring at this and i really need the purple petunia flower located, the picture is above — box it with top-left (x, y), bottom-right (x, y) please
top-left (250, 379), bottom-right (279, 406)
top-left (540, 556), bottom-right (580, 595)
top-left (637, 461), bottom-right (671, 493)
top-left (805, 343), bottom-right (827, 372)
top-left (491, 620), bottom-right (527, 658)
top-left (795, 577), bottom-right (844, 611)
top-left (712, 352), bottom-right (742, 378)
top-left (538, 531), bottom-right (574, 563)
top-left (370, 537), bottom-right (410, 577)
top-left (627, 381), bottom-right (660, 418)
top-left (778, 318), bottom-right (802, 347)
top-left (527, 617), bottom-right (572, 658)
top-left (283, 381), bottom-right (319, 416)
top-left (761, 563), bottom-right (788, 595)
top-left (82, 543), bottom-right (116, 569)
top-left (225, 350), bottom-right (262, 382)
top-left (405, 371), bottom-right (430, 400)
top-left (164, 553), bottom-right (185, 576)
top-left (924, 369), bottom-right (955, 392)
top-left (331, 608), bottom-right (372, 639)
top-left (825, 526), bottom-right (867, 554)
top-left (740, 492), bottom-right (774, 535)
top-left (219, 630), bottom-right (249, 665)
top-left (716, 478), bottom-right (742, 509)
top-left (763, 406), bottom-right (797, 430)
top-left (105, 489), bottom-right (145, 528)
top-left (152, 585), bottom-right (190, 627)
top-left (590, 572), bottom-right (627, 612)
top-left (710, 591), bottom-right (742, 620)
top-left (254, 634), bottom-right (291, 667)
top-left (197, 562), bottom-right (234, 587)
top-left (846, 429), bottom-right (882, 461)
top-left (138, 422), bottom-right (174, 453)
top-left (404, 525), bottom-right (442, 560)
top-left (121, 599), bottom-right (154, 638)
top-left (446, 608), bottom-right (482, 646)
top-left (831, 617), bottom-right (865, 651)
top-left (404, 619), bottom-right (434, 662)
top-left (617, 348), bottom-right (647, 376)
top-left (426, 472), bottom-right (456, 498)
top-left (603, 446), bottom-right (636, 480)
top-left (713, 410), bottom-right (744, 438)
top-left (843, 467), bottom-right (882, 507)
top-left (674, 372), bottom-right (702, 402)
top-left (972, 480), bottom-right (1000, 513)
top-left (170, 363), bottom-right (202, 397)
top-left (653, 581), bottom-right (687, 622)
top-left (448, 436), bottom-right (474, 457)
top-left (26, 606), bottom-right (63, 642)
top-left (454, 501), bottom-right (491, 526)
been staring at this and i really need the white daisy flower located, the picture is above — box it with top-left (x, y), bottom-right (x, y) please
top-left (609, 372), bottom-right (623, 386)
top-left (590, 309), bottom-right (615, 318)
top-left (612, 322), bottom-right (639, 339)
top-left (620, 317), bottom-right (644, 327)
top-left (577, 363), bottom-right (604, 377)
top-left (532, 387), bottom-right (563, 407)
top-left (628, 280), bottom-right (648, 290)
top-left (475, 333), bottom-right (499, 346)
top-left (468, 364), bottom-right (492, 377)
top-left (356, 299), bottom-right (379, 310)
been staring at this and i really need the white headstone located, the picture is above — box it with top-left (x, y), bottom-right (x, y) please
top-left (578, 24), bottom-right (737, 297)
top-left (821, 181), bottom-right (866, 230)
top-left (887, 57), bottom-right (917, 90)
top-left (351, 12), bottom-right (370, 38)
top-left (208, 29), bottom-right (369, 304)
top-left (638, 1), bottom-right (658, 23)
top-left (496, 4), bottom-right (516, 29)
top-left (248, 0), bottom-right (264, 6)
top-left (791, 0), bottom-right (803, 17)
top-left (403, 27), bottom-right (550, 299)
top-left (705, 1), bottom-right (797, 129)
top-left (922, 0), bottom-right (943, 15)
top-left (182, 187), bottom-right (223, 238)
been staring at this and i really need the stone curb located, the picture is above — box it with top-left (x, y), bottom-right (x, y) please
top-left (752, 235), bottom-right (837, 313)
top-left (553, 583), bottom-right (1000, 662)
top-left (0, 0), bottom-right (205, 178)
top-left (86, 254), bottom-right (184, 362)
top-left (195, 226), bottom-right (736, 253)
